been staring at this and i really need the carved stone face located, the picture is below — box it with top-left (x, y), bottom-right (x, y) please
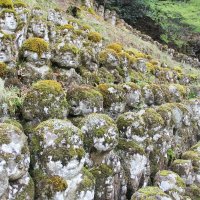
top-left (81, 114), bottom-right (119, 152)
top-left (48, 9), bottom-right (66, 25)
top-left (32, 21), bottom-right (46, 38)
top-left (31, 8), bottom-right (43, 17)
top-left (107, 53), bottom-right (119, 69)
top-left (33, 119), bottom-right (85, 179)
top-left (143, 86), bottom-right (154, 106)
top-left (0, 51), bottom-right (10, 62)
top-left (47, 9), bottom-right (55, 21)
top-left (14, 6), bottom-right (25, 14)
top-left (0, 36), bottom-right (13, 64)
top-left (1, 12), bottom-right (17, 32)
top-left (52, 50), bottom-right (78, 68)
top-left (23, 50), bottom-right (50, 67)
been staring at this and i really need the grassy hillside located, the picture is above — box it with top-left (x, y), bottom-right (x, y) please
top-left (146, 0), bottom-right (200, 47)
top-left (99, 0), bottom-right (200, 56)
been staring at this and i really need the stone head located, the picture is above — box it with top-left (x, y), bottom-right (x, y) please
top-left (29, 18), bottom-right (47, 38)
top-left (80, 113), bottom-right (119, 152)
top-left (31, 7), bottom-right (43, 17)
top-left (0, 10), bottom-right (17, 33)
top-left (13, 1), bottom-right (27, 14)
top-left (21, 37), bottom-right (50, 67)
top-left (0, 34), bottom-right (12, 63)
top-left (33, 119), bottom-right (85, 179)
top-left (51, 44), bottom-right (79, 68)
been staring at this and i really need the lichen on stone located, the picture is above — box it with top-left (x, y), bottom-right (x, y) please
top-left (99, 49), bottom-right (119, 64)
top-left (97, 83), bottom-right (125, 108)
top-left (58, 24), bottom-right (74, 30)
top-left (117, 138), bottom-right (145, 154)
top-left (22, 80), bottom-right (69, 121)
top-left (131, 186), bottom-right (170, 199)
top-left (142, 108), bottom-right (164, 129)
top-left (90, 164), bottom-right (114, 179)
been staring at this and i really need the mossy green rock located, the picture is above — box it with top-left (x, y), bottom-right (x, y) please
top-left (131, 186), bottom-right (171, 200)
top-left (67, 85), bottom-right (103, 116)
top-left (9, 173), bottom-right (34, 200)
top-left (80, 113), bottom-right (119, 152)
top-left (31, 119), bottom-right (85, 180)
top-left (21, 37), bottom-right (49, 57)
top-left (0, 123), bottom-right (30, 181)
top-left (22, 80), bottom-right (69, 121)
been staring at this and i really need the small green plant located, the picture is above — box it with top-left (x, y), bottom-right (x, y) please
top-left (167, 148), bottom-right (176, 166)
top-left (0, 78), bottom-right (23, 116)
top-left (188, 91), bottom-right (197, 99)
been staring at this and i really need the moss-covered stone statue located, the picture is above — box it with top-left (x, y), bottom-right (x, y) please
top-left (19, 37), bottom-right (52, 85)
top-left (31, 119), bottom-right (95, 200)
top-left (22, 80), bottom-right (69, 122)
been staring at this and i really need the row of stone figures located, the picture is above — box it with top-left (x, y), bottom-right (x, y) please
top-left (1, 33), bottom-right (197, 88)
top-left (1, 78), bottom-right (199, 121)
top-left (0, 0), bottom-right (198, 91)
top-left (1, 88), bottom-right (200, 199)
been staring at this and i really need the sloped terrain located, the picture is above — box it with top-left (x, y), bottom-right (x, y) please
top-left (0, 0), bottom-right (200, 199)
top-left (97, 0), bottom-right (200, 59)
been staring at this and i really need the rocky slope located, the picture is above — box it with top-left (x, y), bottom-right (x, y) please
top-left (0, 0), bottom-right (200, 199)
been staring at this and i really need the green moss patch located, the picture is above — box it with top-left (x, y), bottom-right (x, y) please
top-left (142, 108), bottom-right (164, 129)
top-left (21, 37), bottom-right (49, 56)
top-left (0, 0), bottom-right (13, 9)
top-left (88, 31), bottom-right (102, 43)
top-left (117, 138), bottom-right (145, 154)
top-left (32, 80), bottom-right (64, 95)
top-left (90, 164), bottom-right (114, 179)
top-left (107, 43), bottom-right (123, 53)
top-left (13, 0), bottom-right (27, 7)
top-left (59, 44), bottom-right (79, 55)
top-left (133, 186), bottom-right (167, 199)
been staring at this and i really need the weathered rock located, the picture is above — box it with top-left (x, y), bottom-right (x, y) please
top-left (9, 172), bottom-right (34, 200)
top-left (99, 49), bottom-right (120, 69)
top-left (0, 32), bottom-right (16, 67)
top-left (0, 123), bottom-right (30, 181)
top-left (31, 119), bottom-right (94, 199)
top-left (155, 170), bottom-right (186, 200)
top-left (0, 9), bottom-right (18, 34)
top-left (47, 9), bottom-right (67, 26)
top-left (51, 43), bottom-right (79, 69)
top-left (131, 186), bottom-right (172, 200)
top-left (22, 80), bottom-right (69, 121)
top-left (19, 37), bottom-right (52, 85)
top-left (171, 159), bottom-right (194, 186)
top-left (117, 138), bottom-right (150, 196)
top-left (67, 85), bottom-right (103, 116)
top-left (27, 17), bottom-right (49, 41)
top-left (98, 83), bottom-right (126, 116)
top-left (123, 82), bottom-right (143, 110)
top-left (0, 159), bottom-right (9, 199)
top-left (80, 113), bottom-right (119, 152)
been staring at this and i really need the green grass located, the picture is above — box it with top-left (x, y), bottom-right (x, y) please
top-left (145, 0), bottom-right (200, 47)
top-left (148, 0), bottom-right (200, 32)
